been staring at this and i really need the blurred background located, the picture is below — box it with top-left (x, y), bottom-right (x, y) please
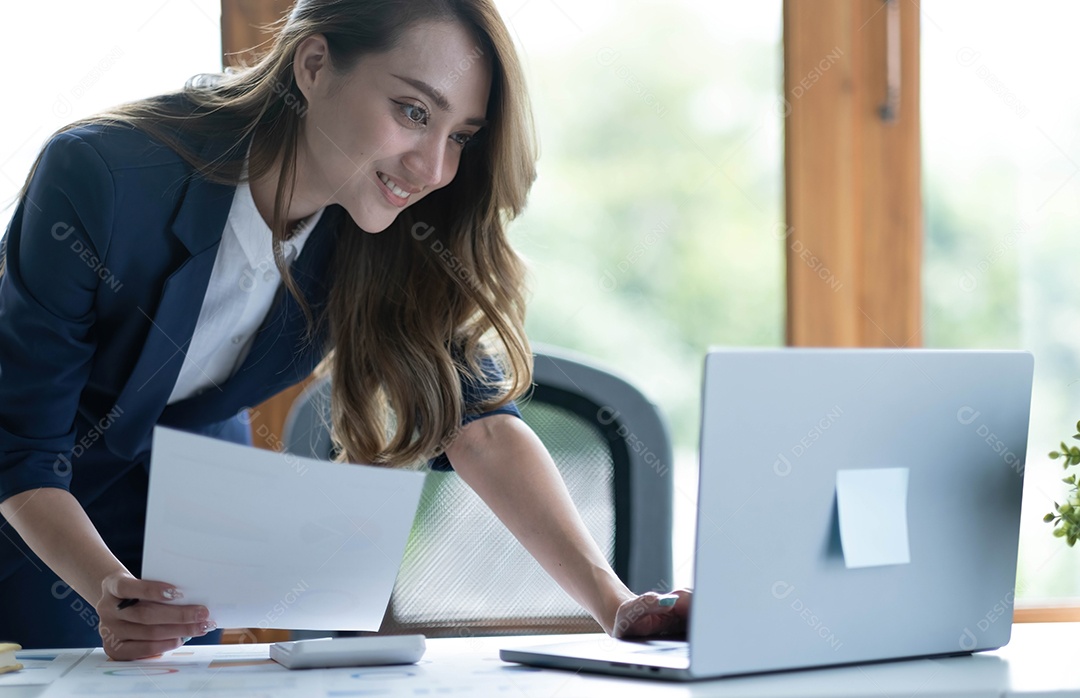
top-left (2, 0), bottom-right (1079, 615)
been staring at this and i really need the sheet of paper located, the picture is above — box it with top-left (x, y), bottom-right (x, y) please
top-left (40, 646), bottom-right (311, 698)
top-left (40, 642), bottom-right (625, 698)
top-left (835, 467), bottom-right (911, 569)
top-left (143, 426), bottom-right (426, 631)
top-left (0, 649), bottom-right (88, 686)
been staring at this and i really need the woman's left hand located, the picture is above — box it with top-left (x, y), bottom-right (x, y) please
top-left (610, 588), bottom-right (692, 639)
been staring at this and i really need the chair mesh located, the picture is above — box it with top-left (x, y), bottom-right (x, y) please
top-left (380, 400), bottom-right (616, 637)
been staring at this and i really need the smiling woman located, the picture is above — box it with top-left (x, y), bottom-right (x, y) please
top-left (0, 0), bottom-right (689, 659)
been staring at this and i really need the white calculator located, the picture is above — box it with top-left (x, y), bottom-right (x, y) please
top-left (270, 635), bottom-right (427, 670)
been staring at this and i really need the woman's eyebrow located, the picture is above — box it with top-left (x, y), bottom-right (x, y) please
top-left (391, 73), bottom-right (488, 127)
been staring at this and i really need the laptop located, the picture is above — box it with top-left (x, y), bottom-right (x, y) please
top-left (501, 348), bottom-right (1034, 680)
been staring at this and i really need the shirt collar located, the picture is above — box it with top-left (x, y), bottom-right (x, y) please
top-left (231, 160), bottom-right (326, 270)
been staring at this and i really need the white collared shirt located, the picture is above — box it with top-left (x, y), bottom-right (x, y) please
top-left (167, 171), bottom-right (325, 405)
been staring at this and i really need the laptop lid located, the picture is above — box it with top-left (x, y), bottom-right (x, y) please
top-left (688, 349), bottom-right (1032, 678)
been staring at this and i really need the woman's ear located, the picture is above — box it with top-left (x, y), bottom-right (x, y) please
top-left (293, 34), bottom-right (332, 100)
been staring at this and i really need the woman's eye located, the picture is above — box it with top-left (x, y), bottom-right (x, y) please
top-left (396, 101), bottom-right (429, 126)
top-left (451, 132), bottom-right (475, 147)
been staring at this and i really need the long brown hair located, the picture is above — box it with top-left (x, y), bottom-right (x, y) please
top-left (10, 0), bottom-right (536, 467)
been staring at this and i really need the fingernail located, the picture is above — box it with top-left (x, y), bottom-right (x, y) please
top-left (196, 607), bottom-right (210, 621)
top-left (180, 636), bottom-right (192, 644)
top-left (162, 588), bottom-right (183, 601)
top-left (201, 621), bottom-right (217, 633)
top-left (657, 594), bottom-right (678, 607)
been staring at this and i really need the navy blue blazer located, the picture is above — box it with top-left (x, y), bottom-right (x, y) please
top-left (0, 120), bottom-right (518, 582)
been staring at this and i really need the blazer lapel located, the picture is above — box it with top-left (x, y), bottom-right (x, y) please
top-left (156, 206), bottom-right (343, 429)
top-left (104, 134), bottom-right (245, 460)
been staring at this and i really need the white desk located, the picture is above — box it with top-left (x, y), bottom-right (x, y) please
top-left (3, 623), bottom-right (1079, 697)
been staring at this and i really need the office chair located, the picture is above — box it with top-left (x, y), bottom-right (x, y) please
top-left (282, 343), bottom-right (673, 637)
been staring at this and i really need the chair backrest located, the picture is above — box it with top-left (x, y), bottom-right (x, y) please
top-left (282, 344), bottom-right (673, 637)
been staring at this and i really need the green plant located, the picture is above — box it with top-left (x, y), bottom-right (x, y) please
top-left (1045, 420), bottom-right (1080, 546)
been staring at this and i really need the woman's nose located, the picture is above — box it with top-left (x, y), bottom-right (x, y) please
top-left (404, 137), bottom-right (449, 189)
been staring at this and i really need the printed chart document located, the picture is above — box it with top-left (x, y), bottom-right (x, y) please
top-left (39, 642), bottom-right (612, 698)
top-left (40, 646), bottom-right (294, 698)
top-left (0, 650), bottom-right (86, 687)
top-left (143, 426), bottom-right (426, 631)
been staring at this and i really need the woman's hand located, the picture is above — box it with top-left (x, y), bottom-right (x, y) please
top-left (95, 572), bottom-right (216, 660)
top-left (611, 589), bottom-right (692, 640)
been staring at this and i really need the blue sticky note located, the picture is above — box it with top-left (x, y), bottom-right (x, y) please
top-left (835, 468), bottom-right (911, 569)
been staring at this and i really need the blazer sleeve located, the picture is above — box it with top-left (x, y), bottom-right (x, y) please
top-left (0, 131), bottom-right (115, 503)
top-left (427, 352), bottom-right (523, 472)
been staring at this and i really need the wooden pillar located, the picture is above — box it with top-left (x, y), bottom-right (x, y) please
top-left (784, 0), bottom-right (922, 347)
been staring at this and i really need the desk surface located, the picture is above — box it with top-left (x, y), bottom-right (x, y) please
top-left (3, 623), bottom-right (1080, 697)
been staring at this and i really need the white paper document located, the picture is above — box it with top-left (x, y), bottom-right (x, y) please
top-left (143, 426), bottom-right (426, 630)
top-left (835, 467), bottom-right (911, 569)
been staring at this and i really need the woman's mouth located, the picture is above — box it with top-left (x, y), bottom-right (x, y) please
top-left (377, 171), bottom-right (411, 206)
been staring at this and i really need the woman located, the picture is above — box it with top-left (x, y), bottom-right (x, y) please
top-left (0, 0), bottom-right (688, 659)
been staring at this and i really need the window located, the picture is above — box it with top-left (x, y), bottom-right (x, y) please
top-left (495, 0), bottom-right (784, 587)
top-left (0, 1), bottom-right (222, 229)
top-left (3, 0), bottom-right (785, 595)
top-left (922, 1), bottom-right (1080, 603)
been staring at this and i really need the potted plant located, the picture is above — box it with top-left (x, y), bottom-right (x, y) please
top-left (1046, 420), bottom-right (1080, 546)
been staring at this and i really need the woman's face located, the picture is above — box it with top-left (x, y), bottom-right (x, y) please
top-left (293, 21), bottom-right (492, 232)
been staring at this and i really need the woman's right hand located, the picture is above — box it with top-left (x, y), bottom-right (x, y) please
top-left (95, 571), bottom-right (217, 660)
